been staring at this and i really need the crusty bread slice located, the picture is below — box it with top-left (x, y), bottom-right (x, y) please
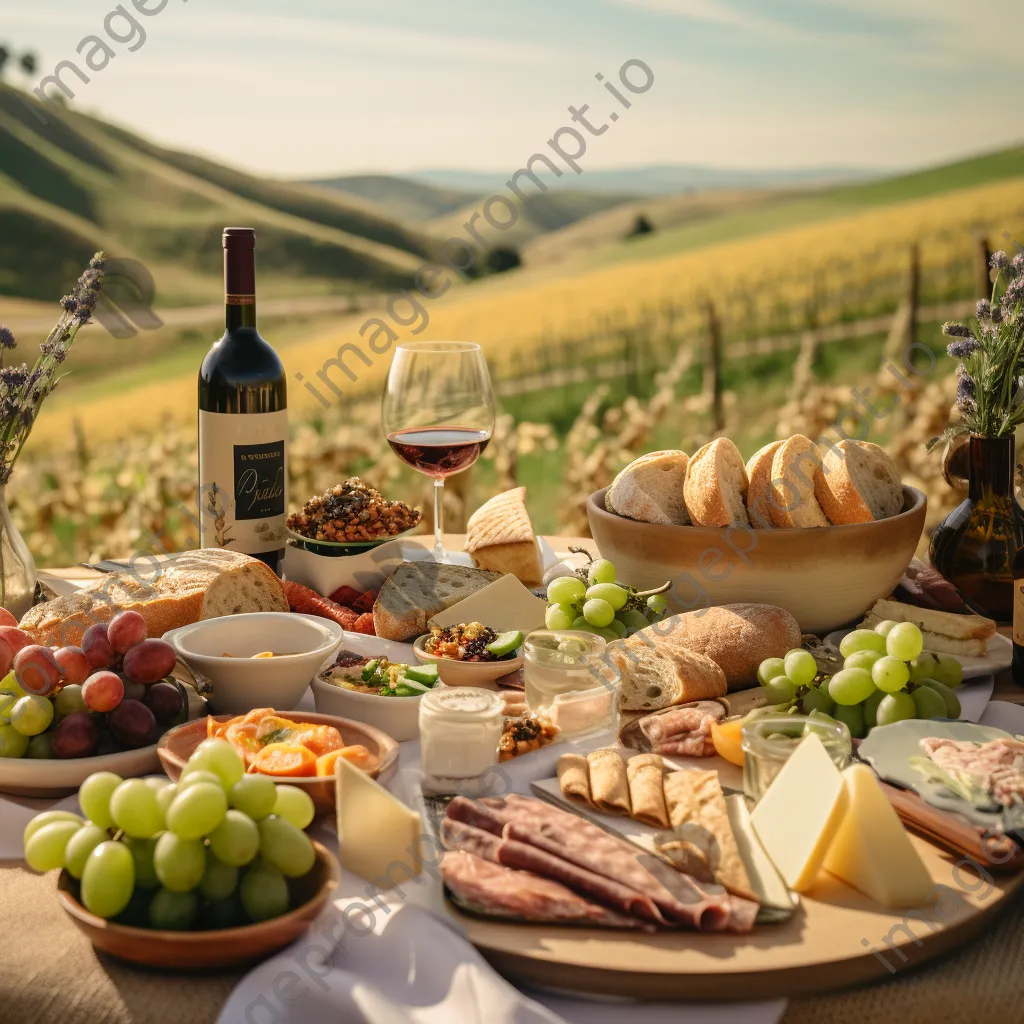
top-left (683, 438), bottom-right (750, 528)
top-left (745, 440), bottom-right (784, 529)
top-left (860, 616), bottom-right (988, 657)
top-left (372, 561), bottom-right (502, 641)
top-left (612, 641), bottom-right (727, 711)
top-left (20, 549), bottom-right (288, 648)
top-left (769, 435), bottom-right (829, 528)
top-left (814, 440), bottom-right (903, 524)
top-left (465, 487), bottom-right (542, 585)
top-left (607, 450), bottom-right (690, 526)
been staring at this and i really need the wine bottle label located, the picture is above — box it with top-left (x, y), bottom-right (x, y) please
top-left (225, 294), bottom-right (255, 306)
top-left (1014, 581), bottom-right (1024, 647)
top-left (198, 410), bottom-right (287, 554)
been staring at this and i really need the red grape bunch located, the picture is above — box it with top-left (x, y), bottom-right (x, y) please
top-left (0, 610), bottom-right (186, 760)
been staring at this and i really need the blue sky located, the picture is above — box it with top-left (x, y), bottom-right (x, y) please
top-left (4, 0), bottom-right (1024, 177)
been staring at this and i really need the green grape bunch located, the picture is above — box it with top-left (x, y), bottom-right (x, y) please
top-left (544, 549), bottom-right (672, 642)
top-left (755, 619), bottom-right (963, 740)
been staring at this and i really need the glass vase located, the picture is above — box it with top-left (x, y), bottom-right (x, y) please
top-left (0, 486), bottom-right (36, 619)
top-left (929, 435), bottom-right (1023, 623)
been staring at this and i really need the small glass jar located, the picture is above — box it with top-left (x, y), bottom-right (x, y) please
top-left (741, 713), bottom-right (852, 803)
top-left (523, 630), bottom-right (620, 738)
top-left (419, 687), bottom-right (505, 779)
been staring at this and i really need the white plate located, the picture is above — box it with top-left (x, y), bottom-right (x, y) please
top-left (0, 743), bottom-right (160, 799)
top-left (858, 718), bottom-right (1019, 830)
top-left (823, 627), bottom-right (1011, 681)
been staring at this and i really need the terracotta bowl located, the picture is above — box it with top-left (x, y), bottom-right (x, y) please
top-left (56, 842), bottom-right (339, 971)
top-left (157, 711), bottom-right (399, 819)
top-left (587, 485), bottom-right (927, 634)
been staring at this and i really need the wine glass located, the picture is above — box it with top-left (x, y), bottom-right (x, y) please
top-left (382, 341), bottom-right (496, 561)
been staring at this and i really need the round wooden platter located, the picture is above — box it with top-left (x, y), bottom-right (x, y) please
top-left (446, 832), bottom-right (1024, 1001)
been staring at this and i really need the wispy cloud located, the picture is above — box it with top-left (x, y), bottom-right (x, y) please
top-left (607, 0), bottom-right (818, 41)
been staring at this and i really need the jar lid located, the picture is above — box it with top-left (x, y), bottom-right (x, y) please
top-left (421, 687), bottom-right (504, 719)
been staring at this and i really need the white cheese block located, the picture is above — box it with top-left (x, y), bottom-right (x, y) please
top-left (750, 733), bottom-right (848, 892)
top-left (428, 573), bottom-right (547, 634)
top-left (335, 756), bottom-right (423, 884)
top-left (822, 763), bottom-right (933, 908)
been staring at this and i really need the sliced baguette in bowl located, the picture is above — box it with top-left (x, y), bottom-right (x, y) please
top-left (684, 438), bottom-right (750, 528)
top-left (769, 435), bottom-right (828, 528)
top-left (607, 450), bottom-right (690, 526)
top-left (745, 440), bottom-right (784, 529)
top-left (815, 440), bottom-right (903, 524)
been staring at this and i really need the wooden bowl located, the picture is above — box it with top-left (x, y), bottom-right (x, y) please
top-left (56, 842), bottom-right (340, 971)
top-left (157, 711), bottom-right (399, 818)
top-left (587, 485), bottom-right (927, 634)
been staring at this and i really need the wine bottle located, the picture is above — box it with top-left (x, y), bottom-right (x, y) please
top-left (198, 227), bottom-right (287, 575)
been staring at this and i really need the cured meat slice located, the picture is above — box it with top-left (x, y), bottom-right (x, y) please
top-left (440, 819), bottom-right (501, 861)
top-left (441, 851), bottom-right (652, 931)
top-left (640, 702), bottom-right (725, 744)
top-left (653, 735), bottom-right (715, 757)
top-left (446, 795), bottom-right (506, 835)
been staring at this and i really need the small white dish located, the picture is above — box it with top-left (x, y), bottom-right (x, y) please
top-left (312, 633), bottom-right (436, 741)
top-left (163, 612), bottom-right (343, 715)
top-left (283, 539), bottom-right (404, 598)
top-left (412, 634), bottom-right (524, 689)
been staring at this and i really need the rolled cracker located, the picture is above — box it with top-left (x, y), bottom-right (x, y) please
top-left (626, 754), bottom-right (669, 829)
top-left (586, 749), bottom-right (631, 816)
top-left (557, 753), bottom-right (593, 808)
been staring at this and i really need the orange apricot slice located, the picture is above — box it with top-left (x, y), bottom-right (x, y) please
top-left (249, 742), bottom-right (318, 777)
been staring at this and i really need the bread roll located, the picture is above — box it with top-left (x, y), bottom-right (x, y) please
top-left (684, 438), bottom-right (749, 527)
top-left (627, 604), bottom-right (802, 691)
top-left (612, 640), bottom-right (727, 711)
top-left (814, 440), bottom-right (903, 524)
top-left (769, 435), bottom-right (828, 528)
top-left (607, 450), bottom-right (690, 526)
top-left (21, 549), bottom-right (288, 648)
top-left (465, 487), bottom-right (542, 585)
top-left (745, 440), bottom-right (783, 529)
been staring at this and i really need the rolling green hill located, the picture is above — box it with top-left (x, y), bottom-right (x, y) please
top-left (308, 174), bottom-right (480, 222)
top-left (0, 86), bottom-right (435, 304)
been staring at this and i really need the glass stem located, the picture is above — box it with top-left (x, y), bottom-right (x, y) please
top-left (433, 477), bottom-right (446, 560)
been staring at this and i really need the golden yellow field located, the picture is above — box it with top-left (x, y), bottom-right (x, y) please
top-left (26, 174), bottom-right (1024, 449)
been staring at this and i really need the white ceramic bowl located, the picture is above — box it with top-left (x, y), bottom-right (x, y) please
top-left (282, 540), bottom-right (404, 602)
top-left (412, 634), bottom-right (524, 689)
top-left (163, 613), bottom-right (343, 714)
top-left (310, 674), bottom-right (436, 742)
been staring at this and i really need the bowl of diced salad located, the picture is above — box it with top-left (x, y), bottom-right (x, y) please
top-left (311, 646), bottom-right (443, 741)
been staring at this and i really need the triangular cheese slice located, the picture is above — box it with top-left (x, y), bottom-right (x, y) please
top-left (823, 763), bottom-right (933, 908)
top-left (750, 733), bottom-right (848, 892)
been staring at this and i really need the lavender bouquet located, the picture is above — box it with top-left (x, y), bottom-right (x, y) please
top-left (0, 253), bottom-right (106, 483)
top-left (938, 249), bottom-right (1024, 441)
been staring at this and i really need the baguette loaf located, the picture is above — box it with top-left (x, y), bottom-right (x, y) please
top-left (814, 440), bottom-right (903, 524)
top-left (745, 440), bottom-right (783, 529)
top-left (628, 604), bottom-right (802, 690)
top-left (612, 641), bottom-right (727, 711)
top-left (607, 450), bottom-right (690, 526)
top-left (684, 438), bottom-right (750, 528)
top-left (769, 435), bottom-right (828, 528)
top-left (20, 549), bottom-right (288, 648)
top-left (465, 487), bottom-right (542, 585)
top-left (372, 561), bottom-right (502, 641)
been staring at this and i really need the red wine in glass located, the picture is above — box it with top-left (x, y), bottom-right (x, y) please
top-left (386, 426), bottom-right (490, 478)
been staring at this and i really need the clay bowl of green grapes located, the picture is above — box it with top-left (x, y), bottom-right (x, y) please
top-left (23, 733), bottom-right (340, 970)
top-left (754, 619), bottom-right (964, 741)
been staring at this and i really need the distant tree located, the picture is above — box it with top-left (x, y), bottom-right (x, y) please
top-left (20, 51), bottom-right (37, 77)
top-left (485, 246), bottom-right (522, 274)
top-left (0, 46), bottom-right (10, 77)
top-left (626, 213), bottom-right (655, 239)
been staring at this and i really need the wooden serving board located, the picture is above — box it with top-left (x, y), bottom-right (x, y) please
top-left (445, 832), bottom-right (1024, 1000)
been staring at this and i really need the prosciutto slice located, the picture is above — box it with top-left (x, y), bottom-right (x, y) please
top-left (441, 851), bottom-right (653, 931)
top-left (639, 702), bottom-right (726, 756)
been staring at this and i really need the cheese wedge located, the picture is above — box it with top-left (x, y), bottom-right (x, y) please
top-left (823, 763), bottom-right (933, 908)
top-left (335, 756), bottom-right (423, 885)
top-left (428, 573), bottom-right (547, 634)
top-left (750, 733), bottom-right (847, 892)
